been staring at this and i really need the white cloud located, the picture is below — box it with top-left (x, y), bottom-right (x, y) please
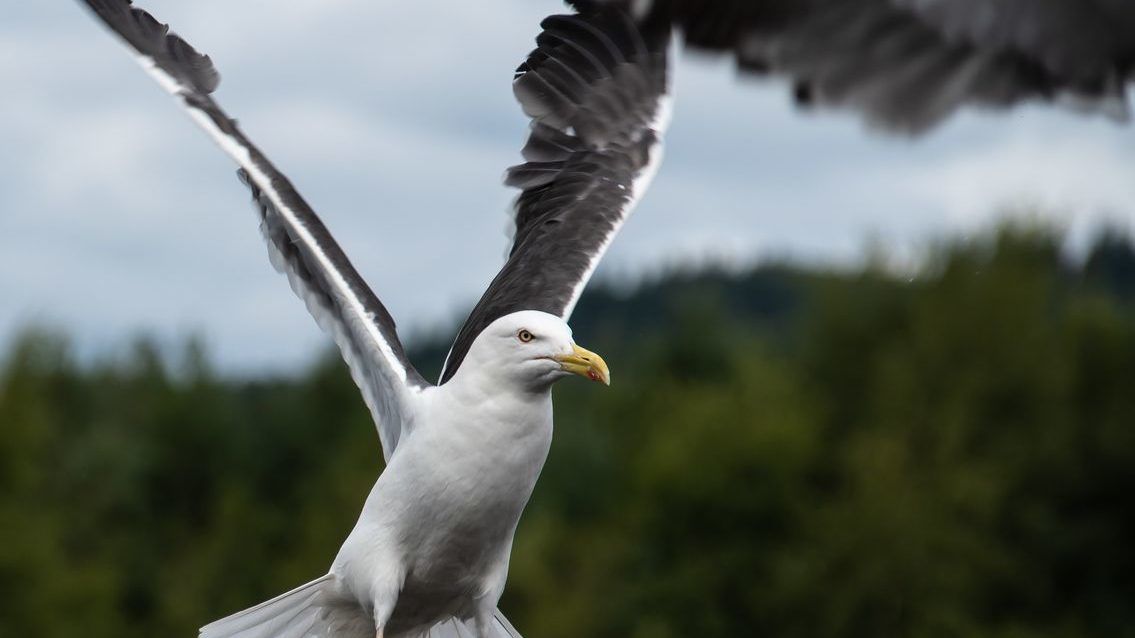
top-left (895, 130), bottom-right (1135, 226)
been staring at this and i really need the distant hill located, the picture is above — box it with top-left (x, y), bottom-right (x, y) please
top-left (409, 223), bottom-right (1135, 381)
top-left (406, 263), bottom-right (819, 382)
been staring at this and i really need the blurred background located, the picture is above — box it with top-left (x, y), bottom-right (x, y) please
top-left (2, 1), bottom-right (1135, 637)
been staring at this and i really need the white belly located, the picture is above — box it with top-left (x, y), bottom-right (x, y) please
top-left (332, 387), bottom-right (554, 634)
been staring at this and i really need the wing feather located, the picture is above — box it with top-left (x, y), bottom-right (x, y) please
top-left (439, 5), bottom-right (671, 384)
top-left (78, 0), bottom-right (428, 459)
top-left (590, 0), bottom-right (1134, 132)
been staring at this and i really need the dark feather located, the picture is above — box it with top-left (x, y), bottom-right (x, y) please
top-left (81, 0), bottom-right (220, 94)
top-left (78, 0), bottom-right (429, 459)
top-left (593, 0), bottom-right (1134, 132)
top-left (439, 5), bottom-right (671, 383)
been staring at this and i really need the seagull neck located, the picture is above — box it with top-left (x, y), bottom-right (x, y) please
top-left (442, 364), bottom-right (553, 410)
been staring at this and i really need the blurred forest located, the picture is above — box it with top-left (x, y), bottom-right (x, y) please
top-left (2, 224), bottom-right (1134, 638)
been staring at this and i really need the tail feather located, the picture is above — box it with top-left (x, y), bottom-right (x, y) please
top-left (422, 610), bottom-right (522, 638)
top-left (199, 574), bottom-right (371, 638)
top-left (491, 611), bottom-right (522, 638)
top-left (199, 575), bottom-right (522, 638)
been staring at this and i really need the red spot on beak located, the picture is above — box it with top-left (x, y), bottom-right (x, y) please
top-left (587, 370), bottom-right (600, 382)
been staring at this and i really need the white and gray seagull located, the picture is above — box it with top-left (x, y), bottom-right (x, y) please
top-left (77, 0), bottom-right (1135, 636)
top-left (79, 1), bottom-right (670, 637)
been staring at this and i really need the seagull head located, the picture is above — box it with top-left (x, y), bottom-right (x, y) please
top-left (464, 310), bottom-right (610, 392)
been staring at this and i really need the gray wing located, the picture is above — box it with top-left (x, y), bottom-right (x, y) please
top-left (438, 5), bottom-right (672, 384)
top-left (78, 0), bottom-right (429, 460)
top-left (615, 0), bottom-right (1135, 132)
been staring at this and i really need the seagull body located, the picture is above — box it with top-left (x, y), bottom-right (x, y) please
top-left (330, 313), bottom-right (589, 636)
top-left (195, 312), bottom-right (603, 638)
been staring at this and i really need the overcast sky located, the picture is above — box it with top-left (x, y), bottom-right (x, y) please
top-left (3, 0), bottom-right (1134, 373)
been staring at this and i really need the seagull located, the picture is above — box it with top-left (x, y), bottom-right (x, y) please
top-left (78, 1), bottom-right (669, 637)
top-left (75, 0), bottom-right (1134, 637)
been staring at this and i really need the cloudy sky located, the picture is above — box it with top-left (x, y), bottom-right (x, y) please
top-left (3, 1), bottom-right (1134, 373)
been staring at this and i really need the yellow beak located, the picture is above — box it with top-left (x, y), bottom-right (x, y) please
top-left (554, 343), bottom-right (611, 386)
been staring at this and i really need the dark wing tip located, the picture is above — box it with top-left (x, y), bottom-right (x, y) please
top-left (661, 0), bottom-right (1132, 132)
top-left (512, 3), bottom-right (669, 149)
top-left (81, 0), bottom-right (221, 94)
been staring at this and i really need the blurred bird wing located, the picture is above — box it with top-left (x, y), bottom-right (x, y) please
top-left (78, 0), bottom-right (430, 460)
top-left (604, 0), bottom-right (1134, 132)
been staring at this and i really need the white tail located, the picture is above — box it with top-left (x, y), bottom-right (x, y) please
top-left (198, 574), bottom-right (371, 638)
top-left (418, 610), bottom-right (523, 638)
top-left (199, 574), bottom-right (523, 638)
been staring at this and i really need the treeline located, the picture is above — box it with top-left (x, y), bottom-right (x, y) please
top-left (1, 225), bottom-right (1133, 637)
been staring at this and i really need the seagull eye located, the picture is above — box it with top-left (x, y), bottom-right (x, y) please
top-left (517, 329), bottom-right (534, 343)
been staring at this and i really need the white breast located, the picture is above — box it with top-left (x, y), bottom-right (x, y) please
top-left (332, 381), bottom-right (554, 630)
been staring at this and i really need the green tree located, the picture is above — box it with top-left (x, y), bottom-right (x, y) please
top-left (1, 224), bottom-right (1133, 637)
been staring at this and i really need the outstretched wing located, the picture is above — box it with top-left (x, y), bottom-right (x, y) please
top-left (439, 5), bottom-right (672, 383)
top-left (617, 0), bottom-right (1134, 133)
top-left (78, 0), bottom-right (429, 460)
